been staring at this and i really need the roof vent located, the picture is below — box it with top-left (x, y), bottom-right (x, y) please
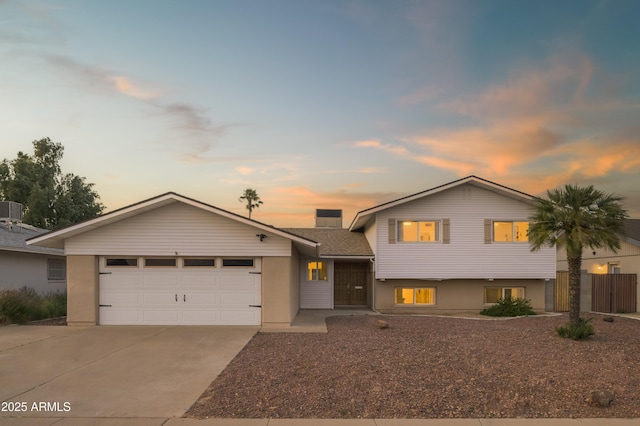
top-left (315, 209), bottom-right (342, 228)
top-left (0, 201), bottom-right (23, 222)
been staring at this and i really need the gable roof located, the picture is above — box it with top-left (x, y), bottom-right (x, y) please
top-left (349, 175), bottom-right (535, 231)
top-left (282, 228), bottom-right (374, 258)
top-left (27, 192), bottom-right (319, 251)
top-left (0, 222), bottom-right (64, 256)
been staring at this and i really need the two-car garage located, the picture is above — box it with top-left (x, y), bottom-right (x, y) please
top-left (99, 256), bottom-right (262, 325)
top-left (27, 192), bottom-right (320, 327)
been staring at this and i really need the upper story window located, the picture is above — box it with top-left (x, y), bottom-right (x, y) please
top-left (493, 221), bottom-right (529, 242)
top-left (307, 261), bottom-right (327, 281)
top-left (398, 220), bottom-right (440, 242)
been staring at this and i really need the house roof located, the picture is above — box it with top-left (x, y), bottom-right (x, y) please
top-left (623, 219), bottom-right (640, 245)
top-left (27, 192), bottom-right (320, 251)
top-left (348, 175), bottom-right (535, 231)
top-left (0, 222), bottom-right (65, 256)
top-left (282, 228), bottom-right (374, 258)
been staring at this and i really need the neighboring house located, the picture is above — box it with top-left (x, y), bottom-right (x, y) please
top-left (28, 176), bottom-right (556, 326)
top-left (348, 175), bottom-right (556, 314)
top-left (556, 219), bottom-right (640, 310)
top-left (1, 213), bottom-right (66, 295)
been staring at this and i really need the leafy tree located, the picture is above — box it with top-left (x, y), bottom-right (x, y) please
top-left (0, 138), bottom-right (104, 229)
top-left (529, 184), bottom-right (627, 328)
top-left (238, 188), bottom-right (263, 219)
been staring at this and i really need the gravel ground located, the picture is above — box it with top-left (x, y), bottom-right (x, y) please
top-left (185, 314), bottom-right (640, 419)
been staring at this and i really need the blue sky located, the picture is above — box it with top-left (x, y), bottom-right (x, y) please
top-left (2, 0), bottom-right (639, 226)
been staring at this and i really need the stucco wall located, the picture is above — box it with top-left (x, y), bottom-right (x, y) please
top-left (0, 251), bottom-right (66, 294)
top-left (374, 278), bottom-right (546, 314)
top-left (262, 248), bottom-right (300, 327)
top-left (66, 255), bottom-right (99, 326)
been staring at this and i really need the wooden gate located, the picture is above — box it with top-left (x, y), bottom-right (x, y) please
top-left (554, 271), bottom-right (569, 312)
top-left (592, 274), bottom-right (637, 313)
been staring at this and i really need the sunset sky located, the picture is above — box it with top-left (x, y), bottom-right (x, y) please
top-left (2, 0), bottom-right (639, 227)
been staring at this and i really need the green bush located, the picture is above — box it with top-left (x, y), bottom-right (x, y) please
top-left (0, 287), bottom-right (67, 325)
top-left (40, 291), bottom-right (67, 319)
top-left (556, 317), bottom-right (595, 340)
top-left (480, 297), bottom-right (537, 317)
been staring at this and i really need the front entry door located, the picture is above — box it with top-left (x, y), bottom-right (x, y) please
top-left (334, 262), bottom-right (368, 306)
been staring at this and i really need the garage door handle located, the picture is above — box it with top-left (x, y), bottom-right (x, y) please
top-left (99, 272), bottom-right (112, 275)
top-left (175, 294), bottom-right (178, 302)
top-left (99, 304), bottom-right (112, 307)
top-left (249, 305), bottom-right (261, 308)
top-left (183, 294), bottom-right (186, 302)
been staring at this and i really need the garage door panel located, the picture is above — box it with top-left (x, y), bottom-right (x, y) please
top-left (181, 274), bottom-right (216, 288)
top-left (142, 274), bottom-right (179, 288)
top-left (182, 292), bottom-right (220, 306)
top-left (143, 309), bottom-right (180, 324)
top-left (143, 292), bottom-right (180, 306)
top-left (101, 291), bottom-right (142, 306)
top-left (219, 292), bottom-right (260, 305)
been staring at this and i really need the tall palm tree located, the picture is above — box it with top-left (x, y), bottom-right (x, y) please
top-left (529, 184), bottom-right (627, 327)
top-left (239, 188), bottom-right (263, 219)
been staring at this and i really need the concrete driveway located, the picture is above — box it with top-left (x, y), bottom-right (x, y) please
top-left (0, 325), bottom-right (258, 418)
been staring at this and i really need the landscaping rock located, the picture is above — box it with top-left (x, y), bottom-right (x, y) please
top-left (590, 390), bottom-right (615, 407)
top-left (377, 319), bottom-right (389, 329)
top-left (603, 317), bottom-right (615, 322)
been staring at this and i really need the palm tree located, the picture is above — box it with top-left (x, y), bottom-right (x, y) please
top-left (529, 184), bottom-right (627, 327)
top-left (239, 188), bottom-right (263, 219)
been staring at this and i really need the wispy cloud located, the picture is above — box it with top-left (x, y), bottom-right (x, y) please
top-left (45, 54), bottom-right (230, 158)
top-left (358, 53), bottom-right (640, 197)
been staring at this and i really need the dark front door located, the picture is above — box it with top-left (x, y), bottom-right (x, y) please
top-left (334, 262), bottom-right (368, 306)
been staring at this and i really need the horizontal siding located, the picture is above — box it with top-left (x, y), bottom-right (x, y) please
top-left (376, 183), bottom-right (555, 279)
top-left (66, 202), bottom-right (292, 257)
top-left (299, 258), bottom-right (333, 309)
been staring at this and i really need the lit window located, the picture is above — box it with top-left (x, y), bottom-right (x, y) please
top-left (398, 221), bottom-right (439, 242)
top-left (394, 287), bottom-right (435, 305)
top-left (484, 287), bottom-right (525, 304)
top-left (47, 259), bottom-right (66, 281)
top-left (307, 261), bottom-right (327, 281)
top-left (493, 221), bottom-right (529, 242)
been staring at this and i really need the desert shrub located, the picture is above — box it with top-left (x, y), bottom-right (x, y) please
top-left (556, 317), bottom-right (595, 340)
top-left (40, 291), bottom-right (67, 319)
top-left (480, 297), bottom-right (537, 317)
top-left (0, 288), bottom-right (34, 324)
top-left (0, 287), bottom-right (66, 324)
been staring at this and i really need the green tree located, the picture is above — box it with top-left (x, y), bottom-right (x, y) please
top-left (529, 184), bottom-right (627, 328)
top-left (239, 188), bottom-right (263, 219)
top-left (0, 138), bottom-right (104, 229)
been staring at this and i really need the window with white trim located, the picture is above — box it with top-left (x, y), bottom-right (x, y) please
top-left (394, 287), bottom-right (436, 305)
top-left (398, 220), bottom-right (440, 242)
top-left (493, 221), bottom-right (529, 242)
top-left (484, 287), bottom-right (525, 304)
top-left (307, 261), bottom-right (327, 281)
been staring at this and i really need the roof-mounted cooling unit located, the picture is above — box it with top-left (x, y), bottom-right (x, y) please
top-left (0, 201), bottom-right (23, 222)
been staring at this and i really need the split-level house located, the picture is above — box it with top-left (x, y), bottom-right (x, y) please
top-left (27, 176), bottom-right (555, 326)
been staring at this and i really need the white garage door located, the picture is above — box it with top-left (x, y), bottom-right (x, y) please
top-left (99, 257), bottom-right (261, 325)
